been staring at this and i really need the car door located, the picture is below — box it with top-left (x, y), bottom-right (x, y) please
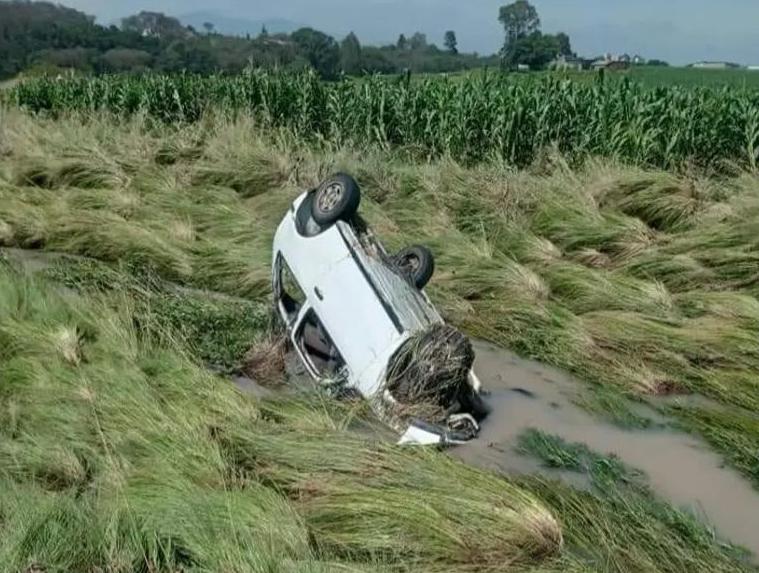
top-left (309, 227), bottom-right (401, 395)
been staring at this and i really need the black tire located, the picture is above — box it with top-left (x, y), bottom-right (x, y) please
top-left (311, 173), bottom-right (361, 226)
top-left (395, 245), bottom-right (435, 289)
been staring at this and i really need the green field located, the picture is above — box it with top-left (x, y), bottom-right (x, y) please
top-left (423, 65), bottom-right (759, 89)
top-left (8, 71), bottom-right (759, 170)
top-left (625, 66), bottom-right (759, 88)
top-left (538, 66), bottom-right (759, 88)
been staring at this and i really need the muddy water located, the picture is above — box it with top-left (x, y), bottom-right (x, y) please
top-left (454, 340), bottom-right (759, 557)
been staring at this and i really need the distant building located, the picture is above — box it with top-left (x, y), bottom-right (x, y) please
top-left (262, 36), bottom-right (290, 46)
top-left (548, 54), bottom-right (585, 71)
top-left (632, 55), bottom-right (646, 65)
top-left (591, 57), bottom-right (630, 71)
top-left (690, 61), bottom-right (742, 70)
top-left (517, 64), bottom-right (530, 72)
top-left (549, 52), bottom-right (642, 73)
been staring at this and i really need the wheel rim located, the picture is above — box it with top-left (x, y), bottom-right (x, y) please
top-left (400, 254), bottom-right (420, 274)
top-left (318, 183), bottom-right (343, 213)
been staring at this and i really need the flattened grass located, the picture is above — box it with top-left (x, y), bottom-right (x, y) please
top-left (669, 405), bottom-right (759, 489)
top-left (0, 268), bottom-right (562, 572)
top-left (1, 110), bottom-right (759, 570)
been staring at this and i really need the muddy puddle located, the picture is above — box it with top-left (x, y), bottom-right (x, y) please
top-left (454, 340), bottom-right (759, 558)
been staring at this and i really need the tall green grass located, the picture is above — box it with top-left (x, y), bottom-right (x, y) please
top-left (1, 254), bottom-right (751, 572)
top-left (1, 110), bottom-right (759, 569)
top-left (8, 70), bottom-right (759, 169)
top-left (0, 268), bottom-right (565, 572)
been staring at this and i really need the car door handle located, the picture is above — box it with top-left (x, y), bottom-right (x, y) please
top-left (314, 287), bottom-right (324, 301)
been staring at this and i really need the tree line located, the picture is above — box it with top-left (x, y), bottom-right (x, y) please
top-left (0, 0), bottom-right (595, 80)
top-left (0, 1), bottom-right (501, 80)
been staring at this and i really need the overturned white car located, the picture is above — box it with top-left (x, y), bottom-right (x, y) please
top-left (272, 174), bottom-right (486, 445)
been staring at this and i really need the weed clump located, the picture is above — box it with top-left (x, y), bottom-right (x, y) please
top-left (384, 324), bottom-right (474, 423)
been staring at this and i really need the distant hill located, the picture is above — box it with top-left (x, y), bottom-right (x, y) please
top-left (179, 11), bottom-right (302, 37)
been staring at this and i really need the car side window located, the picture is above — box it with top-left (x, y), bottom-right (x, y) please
top-left (295, 310), bottom-right (346, 380)
top-left (278, 255), bottom-right (306, 319)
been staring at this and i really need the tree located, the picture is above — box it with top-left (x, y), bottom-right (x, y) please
top-left (202, 22), bottom-right (214, 35)
top-left (156, 39), bottom-right (215, 73)
top-left (361, 47), bottom-right (397, 74)
top-left (340, 32), bottom-right (362, 75)
top-left (498, 0), bottom-right (540, 62)
top-left (0, 1), bottom-right (102, 78)
top-left (443, 30), bottom-right (458, 54)
top-left (291, 27), bottom-right (340, 79)
top-left (498, 1), bottom-right (571, 70)
top-left (260, 25), bottom-right (269, 39)
top-left (498, 0), bottom-right (540, 67)
top-left (34, 47), bottom-right (94, 71)
top-left (505, 31), bottom-right (556, 69)
top-left (555, 32), bottom-right (572, 56)
top-left (502, 31), bottom-right (572, 70)
top-left (0, 1), bottom-right (494, 81)
top-left (409, 32), bottom-right (427, 51)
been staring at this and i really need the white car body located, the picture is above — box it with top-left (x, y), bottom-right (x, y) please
top-left (272, 190), bottom-right (481, 445)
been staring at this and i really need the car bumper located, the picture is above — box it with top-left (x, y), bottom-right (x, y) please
top-left (397, 414), bottom-right (480, 446)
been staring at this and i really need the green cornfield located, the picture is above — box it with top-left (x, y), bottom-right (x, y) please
top-left (8, 70), bottom-right (759, 169)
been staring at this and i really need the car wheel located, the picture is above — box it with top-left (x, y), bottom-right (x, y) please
top-left (311, 173), bottom-right (361, 226)
top-left (395, 245), bottom-right (435, 289)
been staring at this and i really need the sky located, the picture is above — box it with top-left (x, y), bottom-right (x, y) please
top-left (61, 0), bottom-right (759, 65)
